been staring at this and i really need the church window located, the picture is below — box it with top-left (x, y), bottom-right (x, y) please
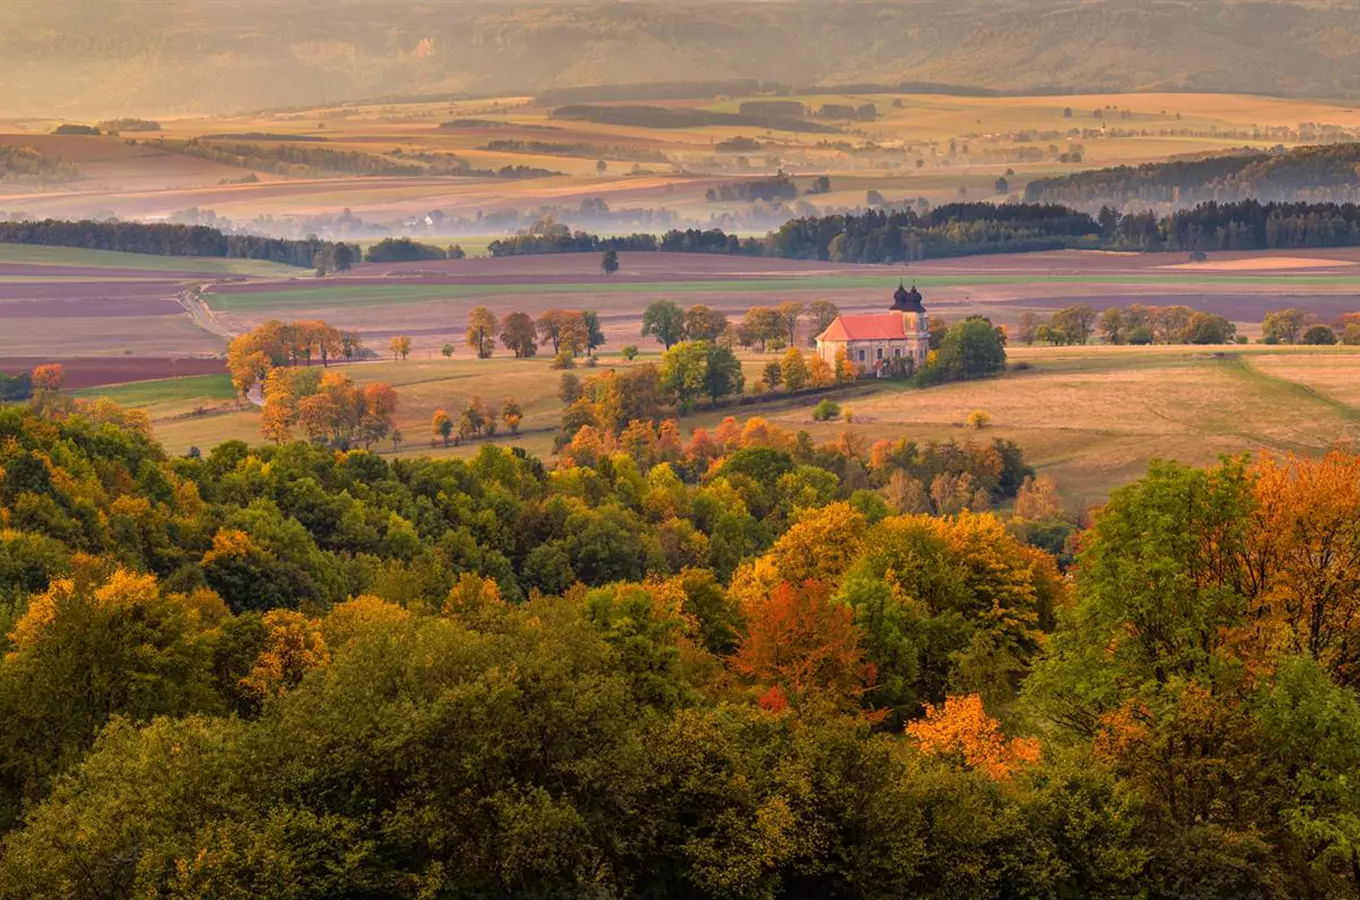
top-left (876, 348), bottom-right (883, 360)
top-left (857, 349), bottom-right (865, 361)
top-left (894, 347), bottom-right (901, 357)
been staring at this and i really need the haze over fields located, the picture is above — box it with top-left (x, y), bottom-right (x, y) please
top-left (7, 0), bottom-right (1360, 117)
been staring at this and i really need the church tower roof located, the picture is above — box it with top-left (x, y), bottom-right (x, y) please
top-left (890, 281), bottom-right (926, 314)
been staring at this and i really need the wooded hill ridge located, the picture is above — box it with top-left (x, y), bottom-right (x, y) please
top-left (7, 0), bottom-right (1360, 116)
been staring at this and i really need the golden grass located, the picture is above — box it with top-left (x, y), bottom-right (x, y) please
top-left (127, 345), bottom-right (1360, 506)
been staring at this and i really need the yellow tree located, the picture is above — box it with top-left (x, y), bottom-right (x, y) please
top-left (238, 609), bottom-right (330, 702)
top-left (780, 352), bottom-right (811, 394)
top-left (260, 367), bottom-right (298, 443)
top-left (907, 694), bottom-right (1041, 780)
top-left (1250, 449), bottom-right (1360, 682)
top-left (834, 347), bottom-right (857, 382)
top-left (808, 354), bottom-right (834, 388)
top-left (31, 363), bottom-right (64, 393)
top-left (389, 335), bottom-right (412, 360)
top-left (431, 408), bottom-right (453, 446)
top-left (467, 307), bottom-right (499, 358)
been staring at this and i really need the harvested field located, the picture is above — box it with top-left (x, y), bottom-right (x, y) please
top-left (1161, 256), bottom-right (1360, 272)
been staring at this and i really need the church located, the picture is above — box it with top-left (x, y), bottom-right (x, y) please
top-left (814, 282), bottom-right (930, 376)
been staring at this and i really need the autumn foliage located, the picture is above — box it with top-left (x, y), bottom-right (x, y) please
top-left (907, 694), bottom-right (1041, 780)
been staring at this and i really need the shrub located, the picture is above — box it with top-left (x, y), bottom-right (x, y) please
top-left (1128, 326), bottom-right (1155, 345)
top-left (551, 350), bottom-right (576, 370)
top-left (812, 399), bottom-right (841, 421)
top-left (1302, 325), bottom-right (1338, 345)
top-left (967, 409), bottom-right (992, 429)
top-left (621, 345), bottom-right (639, 360)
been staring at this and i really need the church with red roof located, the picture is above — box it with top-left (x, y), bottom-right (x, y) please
top-left (814, 282), bottom-right (929, 376)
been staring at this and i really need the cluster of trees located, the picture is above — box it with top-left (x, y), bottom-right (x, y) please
top-left (638, 299), bottom-right (840, 352)
top-left (553, 341), bottom-right (745, 447)
top-left (704, 173), bottom-right (801, 203)
top-left (362, 238), bottom-right (458, 263)
top-left (226, 319), bottom-right (364, 400)
top-left (1025, 142), bottom-right (1360, 205)
top-left (96, 118), bottom-right (161, 133)
top-left (0, 219), bottom-right (339, 267)
top-left (1260, 308), bottom-right (1360, 346)
top-left (1017, 303), bottom-right (1238, 346)
top-left (431, 397), bottom-right (522, 446)
top-left (259, 368), bottom-right (399, 449)
top-left (461, 306), bottom-right (607, 362)
top-left (487, 230), bottom-right (658, 256)
top-left (0, 147), bottom-right (80, 183)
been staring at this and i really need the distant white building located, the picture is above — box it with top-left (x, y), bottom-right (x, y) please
top-left (815, 283), bottom-right (929, 376)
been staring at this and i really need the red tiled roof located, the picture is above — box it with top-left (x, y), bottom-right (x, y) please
top-left (817, 314), bottom-right (910, 342)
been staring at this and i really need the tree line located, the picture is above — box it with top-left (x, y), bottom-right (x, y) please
top-left (488, 199), bottom-right (1360, 264)
top-left (1025, 142), bottom-right (1360, 206)
top-left (0, 219), bottom-right (343, 268)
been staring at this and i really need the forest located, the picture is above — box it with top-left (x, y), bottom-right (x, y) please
top-left (4, 374), bottom-right (1360, 896)
top-left (1024, 143), bottom-right (1360, 206)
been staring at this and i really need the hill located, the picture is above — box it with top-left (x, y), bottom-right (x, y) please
top-left (1025, 143), bottom-right (1360, 207)
top-left (6, 0), bottom-right (1360, 117)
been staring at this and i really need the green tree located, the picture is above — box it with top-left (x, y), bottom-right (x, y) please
top-left (642, 299), bottom-right (685, 350)
top-left (601, 248), bottom-right (620, 275)
top-left (581, 310), bottom-right (607, 356)
top-left (702, 344), bottom-right (744, 405)
top-left (1263, 308), bottom-right (1310, 344)
top-left (931, 317), bottom-right (1007, 382)
top-left (659, 341), bottom-right (709, 412)
top-left (1050, 304), bottom-right (1097, 345)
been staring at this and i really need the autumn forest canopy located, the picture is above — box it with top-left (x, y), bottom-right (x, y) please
top-left (3, 369), bottom-right (1360, 898)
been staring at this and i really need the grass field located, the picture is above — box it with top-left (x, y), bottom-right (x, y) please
top-left (84, 344), bottom-right (1360, 507)
top-left (0, 244), bottom-right (304, 277)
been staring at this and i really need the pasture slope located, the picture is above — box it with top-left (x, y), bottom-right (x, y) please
top-left (109, 344), bottom-right (1360, 505)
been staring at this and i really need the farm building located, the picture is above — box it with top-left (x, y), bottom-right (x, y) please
top-left (815, 282), bottom-right (929, 376)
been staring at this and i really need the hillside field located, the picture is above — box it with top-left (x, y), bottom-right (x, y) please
top-left (87, 343), bottom-right (1360, 505)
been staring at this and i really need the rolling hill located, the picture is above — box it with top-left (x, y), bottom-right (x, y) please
top-left (5, 0), bottom-right (1360, 117)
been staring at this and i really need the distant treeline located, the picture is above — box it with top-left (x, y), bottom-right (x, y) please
top-left (201, 132), bottom-right (328, 142)
top-left (0, 219), bottom-right (337, 267)
top-left (1025, 143), bottom-right (1360, 206)
top-left (481, 139), bottom-right (668, 163)
top-left (492, 199), bottom-right (1360, 262)
top-left (489, 228), bottom-right (770, 257)
top-left (535, 79), bottom-right (764, 105)
top-left (96, 118), bottom-right (161, 133)
top-left (0, 147), bottom-right (80, 184)
top-left (550, 105), bottom-right (841, 134)
top-left (159, 140), bottom-right (440, 177)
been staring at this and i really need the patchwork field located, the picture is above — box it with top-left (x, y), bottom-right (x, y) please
top-left (4, 88), bottom-right (1359, 230)
top-left (8, 243), bottom-right (1360, 391)
top-left (87, 343), bottom-right (1360, 506)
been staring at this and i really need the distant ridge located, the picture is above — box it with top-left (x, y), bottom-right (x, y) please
top-left (5, 0), bottom-right (1360, 116)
